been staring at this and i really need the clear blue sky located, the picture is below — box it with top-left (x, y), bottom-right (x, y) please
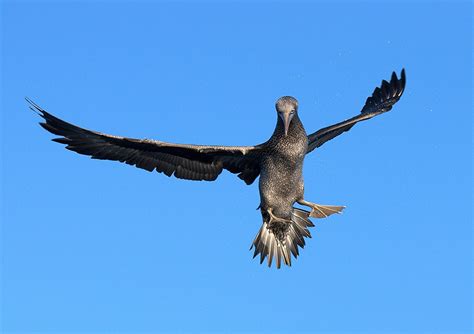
top-left (1, 1), bottom-right (472, 333)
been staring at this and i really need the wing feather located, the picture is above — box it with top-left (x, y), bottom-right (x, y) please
top-left (29, 99), bottom-right (263, 184)
top-left (307, 69), bottom-right (406, 153)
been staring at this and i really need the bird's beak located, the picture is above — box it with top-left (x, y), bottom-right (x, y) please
top-left (280, 112), bottom-right (293, 136)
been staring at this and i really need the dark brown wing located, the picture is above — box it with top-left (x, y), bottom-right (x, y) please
top-left (307, 69), bottom-right (406, 153)
top-left (29, 99), bottom-right (263, 185)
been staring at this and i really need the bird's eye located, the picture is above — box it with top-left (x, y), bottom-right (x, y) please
top-left (290, 110), bottom-right (295, 115)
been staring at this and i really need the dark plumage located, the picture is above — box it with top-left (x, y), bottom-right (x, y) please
top-left (30, 69), bottom-right (406, 268)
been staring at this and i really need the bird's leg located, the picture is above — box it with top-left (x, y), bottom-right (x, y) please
top-left (266, 208), bottom-right (293, 225)
top-left (297, 199), bottom-right (345, 219)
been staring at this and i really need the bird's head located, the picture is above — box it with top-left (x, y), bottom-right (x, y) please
top-left (275, 96), bottom-right (298, 136)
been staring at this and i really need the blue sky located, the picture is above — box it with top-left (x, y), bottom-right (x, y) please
top-left (1, 1), bottom-right (472, 333)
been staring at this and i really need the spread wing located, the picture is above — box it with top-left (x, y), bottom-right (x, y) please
top-left (29, 99), bottom-right (263, 185)
top-left (307, 69), bottom-right (406, 153)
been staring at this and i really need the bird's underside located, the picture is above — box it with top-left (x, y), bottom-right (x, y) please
top-left (30, 69), bottom-right (406, 269)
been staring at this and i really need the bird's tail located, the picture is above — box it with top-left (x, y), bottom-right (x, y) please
top-left (250, 208), bottom-right (314, 269)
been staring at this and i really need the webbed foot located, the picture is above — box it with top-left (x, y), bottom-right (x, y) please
top-left (266, 208), bottom-right (293, 225)
top-left (297, 199), bottom-right (345, 218)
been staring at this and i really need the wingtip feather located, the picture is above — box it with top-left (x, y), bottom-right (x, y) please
top-left (400, 68), bottom-right (406, 94)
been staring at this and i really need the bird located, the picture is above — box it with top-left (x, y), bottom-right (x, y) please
top-left (29, 69), bottom-right (406, 269)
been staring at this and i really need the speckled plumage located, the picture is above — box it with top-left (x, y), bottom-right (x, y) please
top-left (30, 69), bottom-right (406, 269)
top-left (253, 102), bottom-right (309, 267)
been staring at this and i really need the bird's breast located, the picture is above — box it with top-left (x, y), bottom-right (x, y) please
top-left (271, 132), bottom-right (308, 163)
top-left (259, 133), bottom-right (307, 206)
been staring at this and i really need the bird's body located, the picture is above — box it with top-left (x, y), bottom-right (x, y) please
top-left (259, 110), bottom-right (308, 218)
top-left (30, 69), bottom-right (406, 268)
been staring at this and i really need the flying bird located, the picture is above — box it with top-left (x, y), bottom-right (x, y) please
top-left (29, 69), bottom-right (406, 268)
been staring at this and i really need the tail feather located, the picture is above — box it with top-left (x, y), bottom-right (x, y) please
top-left (293, 207), bottom-right (315, 226)
top-left (250, 208), bottom-right (314, 269)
